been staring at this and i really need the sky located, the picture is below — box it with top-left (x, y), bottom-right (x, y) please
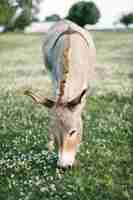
top-left (39, 0), bottom-right (133, 27)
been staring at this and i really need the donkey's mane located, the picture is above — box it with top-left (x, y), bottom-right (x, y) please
top-left (50, 25), bottom-right (90, 104)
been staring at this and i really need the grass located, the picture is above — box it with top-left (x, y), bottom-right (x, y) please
top-left (0, 31), bottom-right (133, 200)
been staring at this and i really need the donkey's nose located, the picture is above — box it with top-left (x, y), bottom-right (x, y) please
top-left (57, 159), bottom-right (79, 169)
top-left (57, 160), bottom-right (74, 168)
top-left (57, 153), bottom-right (75, 168)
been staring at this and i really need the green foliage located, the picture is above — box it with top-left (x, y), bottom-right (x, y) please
top-left (11, 0), bottom-right (32, 30)
top-left (120, 13), bottom-right (133, 27)
top-left (0, 0), bottom-right (16, 27)
top-left (12, 7), bottom-right (32, 30)
top-left (45, 14), bottom-right (61, 22)
top-left (67, 1), bottom-right (101, 27)
top-left (0, 0), bottom-right (32, 31)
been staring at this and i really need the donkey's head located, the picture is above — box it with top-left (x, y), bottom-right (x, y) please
top-left (24, 89), bottom-right (86, 167)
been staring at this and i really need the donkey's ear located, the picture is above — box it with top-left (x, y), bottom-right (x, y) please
top-left (67, 89), bottom-right (87, 108)
top-left (24, 90), bottom-right (55, 108)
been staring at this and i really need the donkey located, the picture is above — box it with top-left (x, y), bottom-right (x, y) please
top-left (24, 20), bottom-right (96, 167)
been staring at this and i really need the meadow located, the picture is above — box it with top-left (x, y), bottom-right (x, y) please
top-left (0, 31), bottom-right (133, 200)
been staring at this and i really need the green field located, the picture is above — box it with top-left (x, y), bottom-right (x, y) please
top-left (0, 31), bottom-right (133, 200)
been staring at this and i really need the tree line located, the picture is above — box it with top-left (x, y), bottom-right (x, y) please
top-left (0, 0), bottom-right (133, 31)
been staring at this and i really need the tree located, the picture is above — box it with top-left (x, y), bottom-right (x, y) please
top-left (0, 0), bottom-right (31, 31)
top-left (12, 0), bottom-right (44, 29)
top-left (12, 7), bottom-right (32, 30)
top-left (11, 0), bottom-right (32, 30)
top-left (0, 0), bottom-right (16, 27)
top-left (0, 0), bottom-right (43, 31)
top-left (120, 13), bottom-right (133, 27)
top-left (45, 14), bottom-right (61, 22)
top-left (67, 1), bottom-right (100, 27)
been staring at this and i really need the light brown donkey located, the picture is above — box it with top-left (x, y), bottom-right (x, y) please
top-left (24, 20), bottom-right (96, 167)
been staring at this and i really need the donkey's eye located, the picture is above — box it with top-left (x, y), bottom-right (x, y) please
top-left (69, 129), bottom-right (76, 136)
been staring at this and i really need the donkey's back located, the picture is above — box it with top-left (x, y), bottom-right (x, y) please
top-left (43, 20), bottom-right (96, 103)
